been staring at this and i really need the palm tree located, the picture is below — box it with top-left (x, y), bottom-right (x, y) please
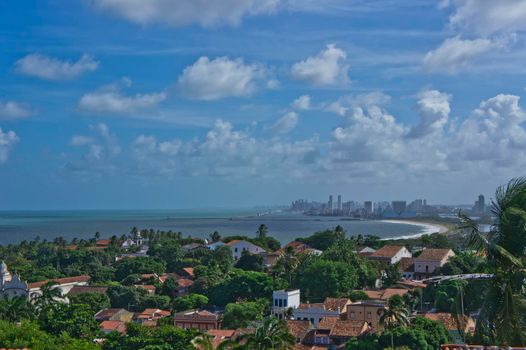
top-left (256, 224), bottom-right (268, 240)
top-left (460, 177), bottom-right (526, 346)
top-left (281, 246), bottom-right (299, 285)
top-left (237, 317), bottom-right (295, 350)
top-left (0, 296), bottom-right (36, 322)
top-left (192, 334), bottom-right (215, 350)
top-left (35, 281), bottom-right (63, 309)
top-left (379, 295), bottom-right (409, 349)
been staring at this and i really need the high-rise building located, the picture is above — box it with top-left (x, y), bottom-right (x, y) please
top-left (337, 195), bottom-right (342, 211)
top-left (364, 201), bottom-right (373, 214)
top-left (328, 195), bottom-right (333, 213)
top-left (473, 194), bottom-right (485, 214)
top-left (392, 201), bottom-right (407, 214)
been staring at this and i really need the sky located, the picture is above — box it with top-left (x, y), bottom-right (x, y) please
top-left (2, 0), bottom-right (526, 210)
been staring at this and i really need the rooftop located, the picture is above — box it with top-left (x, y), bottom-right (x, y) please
top-left (370, 245), bottom-right (406, 258)
top-left (416, 248), bottom-right (454, 261)
top-left (28, 275), bottom-right (90, 289)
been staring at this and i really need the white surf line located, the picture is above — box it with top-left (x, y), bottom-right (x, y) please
top-left (379, 220), bottom-right (446, 240)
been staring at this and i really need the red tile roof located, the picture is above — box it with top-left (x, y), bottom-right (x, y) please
top-left (178, 278), bottom-right (194, 288)
top-left (286, 320), bottom-right (312, 339)
top-left (370, 245), bottom-right (406, 258)
top-left (416, 248), bottom-right (454, 261)
top-left (422, 313), bottom-right (475, 333)
top-left (67, 285), bottom-right (108, 296)
top-left (100, 320), bottom-right (126, 334)
top-left (28, 275), bottom-right (90, 289)
top-left (323, 297), bottom-right (351, 311)
top-left (182, 267), bottom-right (195, 277)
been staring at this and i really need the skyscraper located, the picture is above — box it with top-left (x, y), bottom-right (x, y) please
top-left (392, 201), bottom-right (407, 214)
top-left (328, 195), bottom-right (333, 213)
top-left (364, 201), bottom-right (373, 214)
top-left (474, 194), bottom-right (485, 214)
top-left (337, 195), bottom-right (342, 211)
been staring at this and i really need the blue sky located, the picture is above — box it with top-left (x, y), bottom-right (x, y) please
top-left (2, 0), bottom-right (526, 209)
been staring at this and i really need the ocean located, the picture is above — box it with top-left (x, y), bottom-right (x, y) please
top-left (0, 209), bottom-right (440, 246)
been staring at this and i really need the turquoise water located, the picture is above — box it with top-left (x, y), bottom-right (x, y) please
top-left (0, 209), bottom-right (432, 246)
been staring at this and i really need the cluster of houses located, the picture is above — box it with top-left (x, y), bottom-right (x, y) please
top-left (0, 232), bottom-right (482, 349)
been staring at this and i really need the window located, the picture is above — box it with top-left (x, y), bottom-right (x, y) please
top-left (279, 299), bottom-right (283, 307)
top-left (425, 265), bottom-right (429, 273)
top-left (349, 312), bottom-right (355, 319)
top-left (284, 299), bottom-right (287, 307)
top-left (235, 248), bottom-right (238, 252)
top-left (367, 311), bottom-right (372, 319)
top-left (310, 318), bottom-right (314, 324)
top-left (274, 299), bottom-right (278, 306)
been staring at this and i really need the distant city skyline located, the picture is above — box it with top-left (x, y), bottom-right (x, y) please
top-left (1, 2), bottom-right (526, 209)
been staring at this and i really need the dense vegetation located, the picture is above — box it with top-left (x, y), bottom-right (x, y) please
top-left (0, 178), bottom-right (525, 348)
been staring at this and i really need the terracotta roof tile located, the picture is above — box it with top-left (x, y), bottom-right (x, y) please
top-left (28, 275), bottom-right (90, 289)
top-left (100, 320), bottom-right (126, 334)
top-left (422, 313), bottom-right (475, 333)
top-left (323, 297), bottom-right (351, 311)
top-left (286, 320), bottom-right (312, 338)
top-left (330, 320), bottom-right (370, 337)
top-left (370, 245), bottom-right (406, 258)
top-left (416, 249), bottom-right (454, 261)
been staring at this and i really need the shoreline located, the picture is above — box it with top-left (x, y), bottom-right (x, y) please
top-left (379, 219), bottom-right (449, 240)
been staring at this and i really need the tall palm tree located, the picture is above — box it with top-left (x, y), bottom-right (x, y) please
top-left (281, 246), bottom-right (299, 285)
top-left (192, 334), bottom-right (215, 350)
top-left (460, 177), bottom-right (526, 346)
top-left (237, 317), bottom-right (295, 350)
top-left (35, 281), bottom-right (62, 309)
top-left (379, 295), bottom-right (409, 349)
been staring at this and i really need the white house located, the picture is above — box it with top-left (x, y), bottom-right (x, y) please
top-left (224, 240), bottom-right (266, 260)
top-left (413, 248), bottom-right (455, 279)
top-left (368, 245), bottom-right (412, 265)
top-left (292, 298), bottom-right (351, 327)
top-left (271, 289), bottom-right (301, 319)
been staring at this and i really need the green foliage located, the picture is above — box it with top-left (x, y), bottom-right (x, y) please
top-left (173, 293), bottom-right (209, 312)
top-left (237, 317), bottom-right (295, 350)
top-left (294, 257), bottom-right (358, 301)
top-left (437, 252), bottom-right (485, 275)
top-left (349, 290), bottom-right (370, 301)
top-left (0, 296), bottom-right (36, 322)
top-left (107, 285), bottom-right (170, 311)
top-left (114, 256), bottom-right (166, 282)
top-left (222, 300), bottom-right (266, 329)
top-left (208, 269), bottom-right (282, 306)
top-left (103, 322), bottom-right (198, 350)
top-left (201, 246), bottom-right (234, 274)
top-left (147, 237), bottom-right (183, 272)
top-left (38, 303), bottom-right (99, 339)
top-left (235, 251), bottom-right (265, 271)
top-left (382, 262), bottom-right (402, 288)
top-left (0, 320), bottom-right (98, 350)
top-left (296, 227), bottom-right (345, 251)
top-left (322, 239), bottom-right (380, 287)
top-left (69, 292), bottom-right (110, 313)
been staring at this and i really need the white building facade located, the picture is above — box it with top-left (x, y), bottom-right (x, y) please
top-left (225, 240), bottom-right (266, 260)
top-left (271, 289), bottom-right (300, 319)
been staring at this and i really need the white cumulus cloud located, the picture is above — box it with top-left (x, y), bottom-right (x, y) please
top-left (15, 54), bottom-right (98, 81)
top-left (291, 44), bottom-right (349, 86)
top-left (0, 128), bottom-right (19, 164)
top-left (422, 36), bottom-right (497, 74)
top-left (408, 90), bottom-right (451, 138)
top-left (0, 101), bottom-right (32, 121)
top-left (92, 0), bottom-right (279, 27)
top-left (448, 0), bottom-right (526, 37)
top-left (78, 82), bottom-right (167, 114)
top-left (177, 56), bottom-right (272, 100)
top-left (292, 95), bottom-right (311, 110)
top-left (269, 112), bottom-right (299, 134)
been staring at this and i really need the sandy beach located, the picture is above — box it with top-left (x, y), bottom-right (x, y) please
top-left (380, 219), bottom-right (450, 240)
